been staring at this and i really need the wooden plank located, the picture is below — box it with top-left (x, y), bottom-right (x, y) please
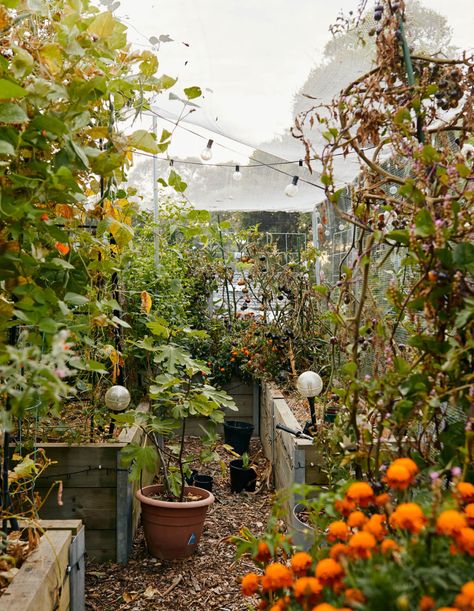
top-left (0, 530), bottom-right (71, 611)
top-left (116, 450), bottom-right (132, 564)
top-left (69, 526), bottom-right (85, 611)
top-left (85, 530), bottom-right (116, 561)
top-left (252, 382), bottom-right (260, 437)
top-left (35, 487), bottom-right (116, 530)
top-left (35, 520), bottom-right (83, 535)
top-left (36, 446), bottom-right (119, 476)
top-left (302, 443), bottom-right (329, 486)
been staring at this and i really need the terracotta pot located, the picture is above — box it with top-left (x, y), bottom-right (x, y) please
top-left (136, 484), bottom-right (215, 560)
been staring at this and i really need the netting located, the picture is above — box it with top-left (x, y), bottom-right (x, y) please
top-left (120, 1), bottom-right (471, 213)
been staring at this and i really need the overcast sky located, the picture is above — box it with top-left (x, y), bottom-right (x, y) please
top-left (116, 0), bottom-right (474, 163)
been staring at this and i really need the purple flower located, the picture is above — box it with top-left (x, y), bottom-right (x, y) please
top-left (451, 466), bottom-right (462, 477)
top-left (429, 471), bottom-right (440, 481)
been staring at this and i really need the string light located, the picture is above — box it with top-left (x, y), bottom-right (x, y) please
top-left (232, 165), bottom-right (242, 182)
top-left (200, 139), bottom-right (214, 161)
top-left (285, 175), bottom-right (299, 197)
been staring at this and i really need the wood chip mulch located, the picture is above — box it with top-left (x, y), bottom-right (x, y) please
top-left (85, 438), bottom-right (274, 610)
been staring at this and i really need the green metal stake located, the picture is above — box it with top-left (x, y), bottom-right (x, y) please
top-left (398, 18), bottom-right (425, 144)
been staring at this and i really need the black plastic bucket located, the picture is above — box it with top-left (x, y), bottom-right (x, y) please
top-left (193, 474), bottom-right (213, 492)
top-left (229, 459), bottom-right (257, 493)
top-left (223, 420), bottom-right (254, 455)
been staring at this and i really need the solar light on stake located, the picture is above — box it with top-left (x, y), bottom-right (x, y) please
top-left (105, 385), bottom-right (131, 412)
top-left (296, 371), bottom-right (323, 430)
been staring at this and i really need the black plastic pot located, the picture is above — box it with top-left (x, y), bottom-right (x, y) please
top-left (324, 408), bottom-right (338, 423)
top-left (193, 474), bottom-right (213, 492)
top-left (223, 420), bottom-right (254, 455)
top-left (229, 459), bottom-right (257, 493)
top-left (185, 469), bottom-right (199, 486)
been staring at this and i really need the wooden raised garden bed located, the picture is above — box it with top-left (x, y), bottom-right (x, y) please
top-left (0, 519), bottom-right (84, 611)
top-left (34, 402), bottom-right (152, 562)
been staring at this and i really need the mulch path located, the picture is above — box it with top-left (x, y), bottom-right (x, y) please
top-left (85, 438), bottom-right (274, 610)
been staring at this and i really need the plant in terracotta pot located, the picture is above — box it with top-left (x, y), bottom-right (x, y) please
top-left (119, 326), bottom-right (237, 559)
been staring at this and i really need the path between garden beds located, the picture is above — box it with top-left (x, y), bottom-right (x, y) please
top-left (85, 438), bottom-right (273, 610)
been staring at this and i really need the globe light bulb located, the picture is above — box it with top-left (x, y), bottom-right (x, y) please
top-left (285, 176), bottom-right (299, 197)
top-left (104, 385), bottom-right (131, 412)
top-left (338, 223), bottom-right (345, 231)
top-left (324, 229), bottom-right (330, 237)
top-left (200, 139), bottom-right (213, 161)
top-left (233, 165), bottom-right (242, 181)
top-left (389, 185), bottom-right (398, 195)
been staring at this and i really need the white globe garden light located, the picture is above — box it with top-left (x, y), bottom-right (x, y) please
top-left (296, 371), bottom-right (323, 430)
top-left (200, 139), bottom-right (214, 161)
top-left (104, 385), bottom-right (131, 412)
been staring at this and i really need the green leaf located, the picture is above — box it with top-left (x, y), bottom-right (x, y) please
top-left (129, 129), bottom-right (158, 154)
top-left (0, 79), bottom-right (28, 99)
top-left (120, 443), bottom-right (158, 482)
top-left (0, 102), bottom-right (28, 123)
top-left (12, 46), bottom-right (34, 79)
top-left (88, 11), bottom-right (115, 39)
top-left (38, 318), bottom-right (58, 334)
top-left (0, 140), bottom-right (14, 155)
top-left (168, 169), bottom-right (187, 193)
top-left (414, 209), bottom-right (435, 237)
top-left (156, 75), bottom-right (177, 90)
top-left (421, 144), bottom-right (440, 164)
top-left (184, 86), bottom-right (202, 100)
top-left (64, 292), bottom-right (89, 306)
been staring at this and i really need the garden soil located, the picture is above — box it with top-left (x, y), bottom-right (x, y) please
top-left (85, 438), bottom-right (274, 610)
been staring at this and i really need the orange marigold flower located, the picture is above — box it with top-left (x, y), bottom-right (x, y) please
top-left (391, 457), bottom-right (419, 477)
top-left (363, 514), bottom-right (387, 541)
top-left (385, 464), bottom-right (413, 490)
top-left (315, 558), bottom-right (344, 587)
top-left (347, 511), bottom-right (368, 529)
top-left (345, 588), bottom-right (366, 604)
top-left (346, 482), bottom-right (375, 507)
top-left (291, 551), bottom-right (313, 575)
top-left (464, 504), bottom-right (474, 526)
top-left (375, 492), bottom-right (390, 507)
top-left (241, 572), bottom-right (260, 596)
top-left (456, 527), bottom-right (474, 556)
top-left (261, 563), bottom-right (293, 591)
top-left (348, 531), bottom-right (377, 559)
top-left (457, 482), bottom-right (474, 504)
top-left (311, 605), bottom-right (338, 611)
top-left (329, 543), bottom-right (348, 560)
top-left (436, 608), bottom-right (462, 611)
top-left (55, 242), bottom-right (70, 255)
top-left (327, 520), bottom-right (349, 542)
top-left (381, 538), bottom-right (399, 554)
top-left (419, 595), bottom-right (436, 611)
top-left (455, 582), bottom-right (474, 609)
top-left (436, 510), bottom-right (467, 537)
top-left (255, 541), bottom-right (272, 563)
top-left (335, 497), bottom-right (356, 517)
top-left (389, 503), bottom-right (426, 534)
top-left (293, 577), bottom-right (323, 604)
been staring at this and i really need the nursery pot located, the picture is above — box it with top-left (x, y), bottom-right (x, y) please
top-left (223, 420), bottom-right (254, 455)
top-left (324, 407), bottom-right (338, 423)
top-left (229, 459), bottom-right (257, 493)
top-left (136, 484), bottom-right (215, 560)
top-left (291, 502), bottom-right (315, 551)
top-left (193, 474), bottom-right (213, 492)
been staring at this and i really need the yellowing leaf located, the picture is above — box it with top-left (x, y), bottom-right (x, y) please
top-left (39, 44), bottom-right (63, 76)
top-left (140, 291), bottom-right (152, 314)
top-left (88, 11), bottom-right (115, 39)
